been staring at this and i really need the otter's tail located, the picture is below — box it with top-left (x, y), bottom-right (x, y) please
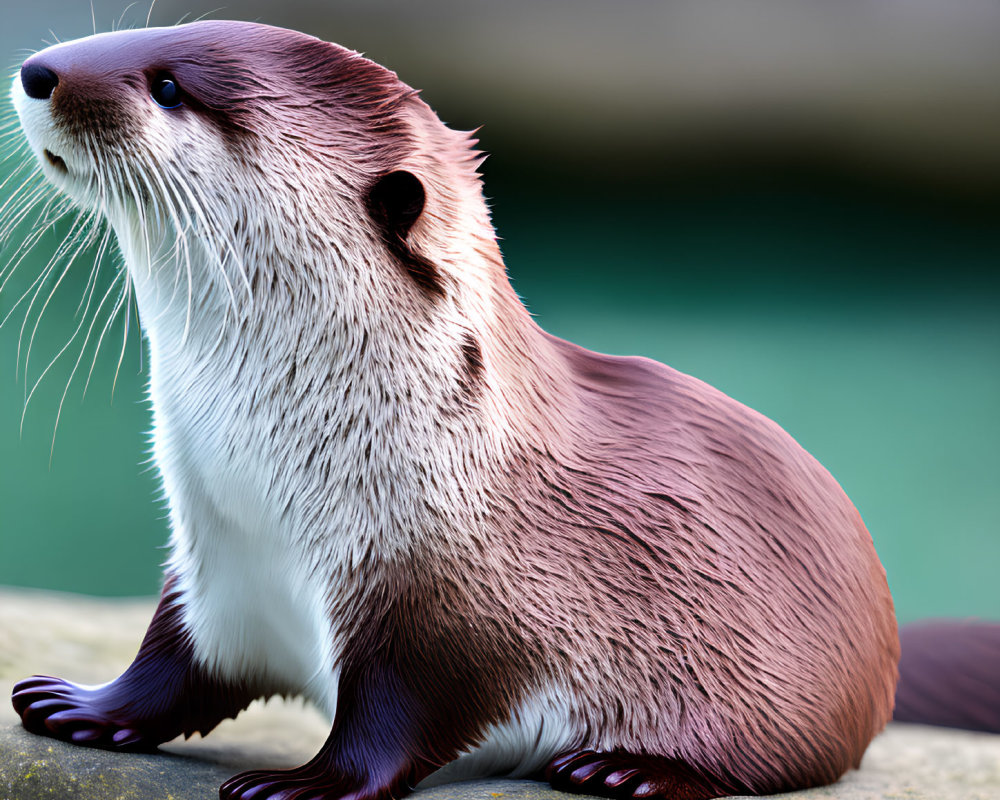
top-left (893, 619), bottom-right (1000, 733)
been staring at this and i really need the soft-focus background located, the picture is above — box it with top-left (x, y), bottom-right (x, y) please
top-left (0, 1), bottom-right (997, 624)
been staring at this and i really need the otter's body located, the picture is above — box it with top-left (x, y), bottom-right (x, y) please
top-left (10, 21), bottom-right (898, 800)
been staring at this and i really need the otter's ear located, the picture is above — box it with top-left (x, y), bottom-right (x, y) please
top-left (367, 170), bottom-right (425, 238)
top-left (366, 170), bottom-right (444, 298)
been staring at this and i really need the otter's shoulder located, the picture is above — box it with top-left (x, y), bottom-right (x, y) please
top-left (544, 331), bottom-right (775, 434)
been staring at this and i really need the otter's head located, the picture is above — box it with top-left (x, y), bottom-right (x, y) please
top-left (11, 20), bottom-right (504, 354)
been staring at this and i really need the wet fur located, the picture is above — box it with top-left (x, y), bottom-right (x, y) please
top-left (10, 21), bottom-right (898, 800)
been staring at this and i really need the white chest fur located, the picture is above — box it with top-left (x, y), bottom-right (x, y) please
top-left (150, 336), bottom-right (341, 714)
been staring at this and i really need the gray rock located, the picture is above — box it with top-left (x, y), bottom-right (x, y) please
top-left (2, 587), bottom-right (999, 799)
top-left (1, 724), bottom-right (234, 800)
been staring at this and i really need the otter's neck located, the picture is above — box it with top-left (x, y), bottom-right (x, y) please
top-left (121, 220), bottom-right (576, 555)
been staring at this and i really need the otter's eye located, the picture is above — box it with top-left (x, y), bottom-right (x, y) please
top-left (150, 74), bottom-right (182, 109)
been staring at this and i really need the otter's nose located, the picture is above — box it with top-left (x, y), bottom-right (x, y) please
top-left (21, 62), bottom-right (59, 100)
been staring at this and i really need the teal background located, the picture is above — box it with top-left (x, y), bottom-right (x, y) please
top-left (0, 2), bottom-right (998, 626)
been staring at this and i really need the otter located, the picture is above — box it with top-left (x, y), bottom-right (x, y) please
top-left (9, 20), bottom-right (899, 800)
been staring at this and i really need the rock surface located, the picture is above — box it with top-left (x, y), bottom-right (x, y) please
top-left (2, 587), bottom-right (999, 800)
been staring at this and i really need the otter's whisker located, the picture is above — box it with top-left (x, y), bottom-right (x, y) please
top-left (0, 134), bottom-right (31, 163)
top-left (141, 170), bottom-right (188, 315)
top-left (144, 163), bottom-right (195, 341)
top-left (127, 161), bottom-right (162, 276)
top-left (162, 164), bottom-right (232, 284)
top-left (79, 229), bottom-right (120, 397)
top-left (114, 3), bottom-right (141, 34)
top-left (162, 162), bottom-right (243, 343)
top-left (85, 265), bottom-right (130, 396)
top-left (20, 240), bottom-right (117, 423)
top-left (0, 185), bottom-right (67, 288)
top-left (20, 205), bottom-right (102, 382)
top-left (0, 166), bottom-right (46, 227)
top-left (0, 189), bottom-right (59, 260)
top-left (121, 158), bottom-right (154, 271)
top-left (181, 167), bottom-right (248, 298)
top-left (1, 199), bottom-right (88, 332)
top-left (72, 223), bottom-right (107, 317)
top-left (57, 230), bottom-right (117, 406)
top-left (111, 274), bottom-right (135, 399)
top-left (0, 205), bottom-right (73, 303)
top-left (133, 161), bottom-right (183, 292)
top-left (33, 265), bottom-right (126, 459)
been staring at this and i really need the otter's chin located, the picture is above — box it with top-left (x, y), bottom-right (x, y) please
top-left (36, 148), bottom-right (98, 204)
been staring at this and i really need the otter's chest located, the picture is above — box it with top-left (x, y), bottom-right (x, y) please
top-left (148, 351), bottom-right (342, 711)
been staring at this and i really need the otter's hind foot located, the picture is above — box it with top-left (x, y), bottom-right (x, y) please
top-left (545, 750), bottom-right (721, 800)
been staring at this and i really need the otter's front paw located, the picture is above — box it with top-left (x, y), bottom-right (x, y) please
top-left (12, 675), bottom-right (152, 751)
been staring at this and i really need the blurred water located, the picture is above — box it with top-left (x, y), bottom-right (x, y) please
top-left (0, 161), bottom-right (997, 627)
